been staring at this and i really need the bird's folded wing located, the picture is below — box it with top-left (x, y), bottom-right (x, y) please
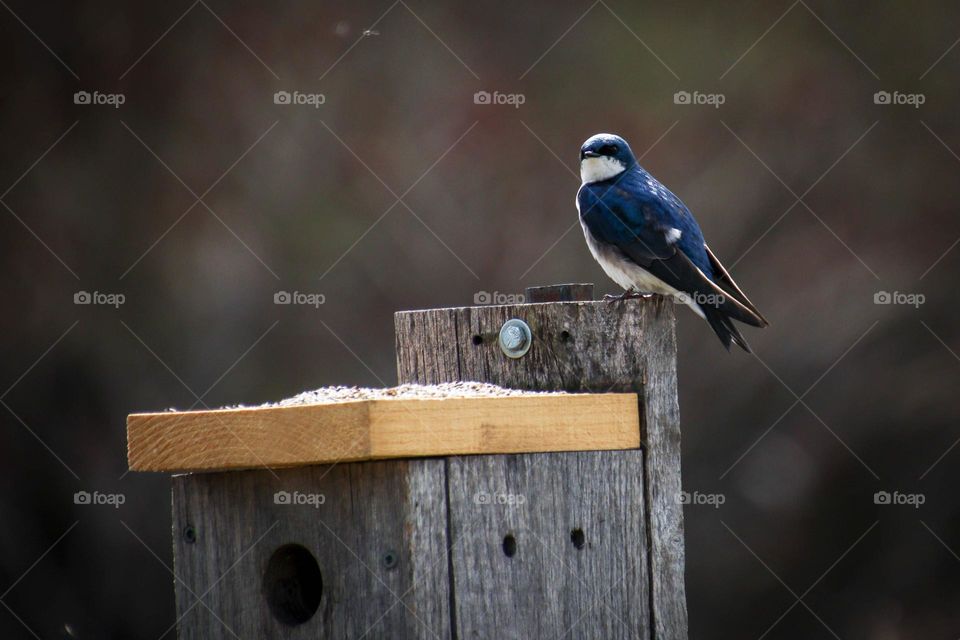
top-left (580, 177), bottom-right (767, 335)
top-left (580, 190), bottom-right (675, 265)
top-left (644, 249), bottom-right (767, 328)
top-left (704, 244), bottom-right (768, 326)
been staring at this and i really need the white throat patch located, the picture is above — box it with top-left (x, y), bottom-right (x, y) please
top-left (580, 156), bottom-right (626, 184)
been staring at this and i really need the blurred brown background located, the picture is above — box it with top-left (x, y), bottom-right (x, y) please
top-left (1, 1), bottom-right (958, 638)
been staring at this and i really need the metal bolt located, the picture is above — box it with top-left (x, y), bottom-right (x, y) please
top-left (498, 319), bottom-right (532, 358)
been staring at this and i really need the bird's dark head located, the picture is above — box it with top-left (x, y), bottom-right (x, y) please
top-left (579, 133), bottom-right (636, 184)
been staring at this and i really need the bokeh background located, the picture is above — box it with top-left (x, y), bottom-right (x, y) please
top-left (2, 1), bottom-right (959, 638)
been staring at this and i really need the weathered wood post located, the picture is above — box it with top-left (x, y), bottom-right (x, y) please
top-left (140, 284), bottom-right (687, 639)
top-left (394, 284), bottom-right (687, 638)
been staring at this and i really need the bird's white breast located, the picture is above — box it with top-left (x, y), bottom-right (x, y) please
top-left (580, 156), bottom-right (626, 184)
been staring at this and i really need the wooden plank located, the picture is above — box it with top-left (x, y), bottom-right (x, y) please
top-left (129, 394), bottom-right (640, 472)
top-left (133, 402), bottom-right (370, 472)
top-left (446, 450), bottom-right (650, 639)
top-left (368, 396), bottom-right (638, 457)
top-left (395, 295), bottom-right (688, 639)
top-left (636, 304), bottom-right (688, 640)
top-left (171, 459), bottom-right (450, 639)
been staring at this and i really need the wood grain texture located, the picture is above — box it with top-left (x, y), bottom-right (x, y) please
top-left (171, 460), bottom-right (450, 639)
top-left (446, 450), bottom-right (650, 639)
top-left (129, 394), bottom-right (639, 472)
top-left (132, 403), bottom-right (369, 472)
top-left (395, 296), bottom-right (688, 639)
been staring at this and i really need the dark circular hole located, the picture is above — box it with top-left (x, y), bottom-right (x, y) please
top-left (560, 330), bottom-right (572, 343)
top-left (263, 544), bottom-right (323, 626)
top-left (571, 528), bottom-right (585, 550)
top-left (382, 550), bottom-right (398, 570)
top-left (472, 334), bottom-right (483, 345)
top-left (182, 525), bottom-right (197, 544)
top-left (502, 534), bottom-right (517, 558)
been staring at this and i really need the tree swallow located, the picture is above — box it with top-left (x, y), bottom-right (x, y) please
top-left (577, 133), bottom-right (768, 351)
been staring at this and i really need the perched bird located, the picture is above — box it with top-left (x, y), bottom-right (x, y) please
top-left (577, 133), bottom-right (768, 351)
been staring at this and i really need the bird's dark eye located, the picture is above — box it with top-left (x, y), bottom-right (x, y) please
top-left (601, 144), bottom-right (619, 155)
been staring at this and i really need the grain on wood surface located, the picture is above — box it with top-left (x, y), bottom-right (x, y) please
top-left (171, 460), bottom-right (450, 639)
top-left (368, 395), bottom-right (638, 458)
top-left (128, 394), bottom-right (639, 472)
top-left (395, 294), bottom-right (688, 639)
top-left (131, 402), bottom-right (370, 472)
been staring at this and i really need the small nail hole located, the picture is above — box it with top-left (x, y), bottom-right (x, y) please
top-left (382, 550), bottom-right (398, 570)
top-left (560, 330), bottom-right (572, 343)
top-left (571, 528), bottom-right (585, 550)
top-left (472, 335), bottom-right (483, 345)
top-left (502, 534), bottom-right (517, 558)
top-left (182, 525), bottom-right (197, 544)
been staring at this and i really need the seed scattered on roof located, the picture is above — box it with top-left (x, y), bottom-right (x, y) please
top-left (166, 382), bottom-right (565, 412)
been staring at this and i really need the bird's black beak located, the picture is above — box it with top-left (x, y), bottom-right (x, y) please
top-left (582, 150), bottom-right (601, 159)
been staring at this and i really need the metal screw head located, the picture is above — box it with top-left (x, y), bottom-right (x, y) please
top-left (498, 319), bottom-right (532, 358)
